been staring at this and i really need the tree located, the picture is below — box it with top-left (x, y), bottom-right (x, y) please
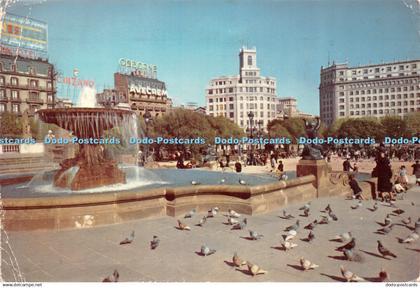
top-left (0, 112), bottom-right (23, 137)
top-left (380, 116), bottom-right (409, 138)
top-left (336, 117), bottom-right (384, 140)
top-left (404, 112), bottom-right (420, 136)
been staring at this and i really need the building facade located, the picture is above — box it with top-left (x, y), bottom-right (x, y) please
top-left (114, 72), bottom-right (172, 117)
top-left (205, 47), bottom-right (278, 130)
top-left (96, 88), bottom-right (125, 108)
top-left (0, 54), bottom-right (56, 117)
top-left (319, 60), bottom-right (420, 125)
top-left (276, 97), bottom-right (297, 118)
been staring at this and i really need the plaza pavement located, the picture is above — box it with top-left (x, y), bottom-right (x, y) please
top-left (1, 183), bottom-right (419, 282)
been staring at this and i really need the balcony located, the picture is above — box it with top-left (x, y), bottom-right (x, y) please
top-left (26, 97), bottom-right (44, 104)
top-left (10, 97), bottom-right (22, 103)
top-left (0, 96), bottom-right (8, 102)
top-left (0, 83), bottom-right (55, 92)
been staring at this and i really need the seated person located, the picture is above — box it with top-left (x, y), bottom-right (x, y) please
top-left (348, 174), bottom-right (365, 200)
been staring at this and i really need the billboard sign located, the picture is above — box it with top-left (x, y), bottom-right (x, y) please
top-left (119, 58), bottom-right (157, 79)
top-left (0, 13), bottom-right (48, 53)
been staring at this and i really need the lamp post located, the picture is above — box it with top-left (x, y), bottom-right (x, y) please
top-left (247, 111), bottom-right (255, 165)
top-left (143, 110), bottom-right (152, 163)
top-left (257, 120), bottom-right (263, 151)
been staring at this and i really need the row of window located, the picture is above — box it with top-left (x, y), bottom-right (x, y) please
top-left (346, 86), bottom-right (417, 96)
top-left (208, 86), bottom-right (276, 95)
top-left (341, 108), bottom-right (419, 117)
top-left (208, 95), bottom-right (276, 103)
top-left (346, 93), bottom-right (419, 102)
top-left (0, 62), bottom-right (52, 76)
top-left (341, 100), bottom-right (419, 110)
top-left (208, 103), bottom-right (276, 111)
top-left (0, 89), bottom-right (53, 102)
top-left (0, 76), bottom-right (52, 88)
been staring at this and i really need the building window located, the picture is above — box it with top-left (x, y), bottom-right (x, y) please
top-left (11, 90), bottom-right (18, 99)
top-left (229, 112), bottom-right (234, 118)
top-left (0, 76), bottom-right (4, 85)
top-left (30, 80), bottom-right (38, 88)
top-left (0, 103), bottom-right (5, 112)
top-left (247, 55), bottom-right (252, 66)
top-left (12, 104), bottom-right (19, 113)
top-left (11, 77), bottom-right (18, 86)
top-left (0, 89), bottom-right (4, 99)
top-left (229, 104), bottom-right (234, 109)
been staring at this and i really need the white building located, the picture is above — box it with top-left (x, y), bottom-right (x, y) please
top-left (319, 60), bottom-right (420, 125)
top-left (205, 47), bottom-right (278, 130)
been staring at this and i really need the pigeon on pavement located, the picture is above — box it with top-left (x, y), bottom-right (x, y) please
top-left (351, 200), bottom-right (363, 209)
top-left (340, 266), bottom-right (365, 282)
top-left (379, 268), bottom-right (389, 282)
top-left (227, 216), bottom-right (239, 225)
top-left (191, 180), bottom-right (200, 185)
top-left (303, 207), bottom-right (310, 217)
top-left (305, 220), bottom-right (318, 230)
top-left (299, 257), bottom-right (319, 270)
top-left (246, 262), bottom-right (268, 276)
top-left (299, 202), bottom-right (311, 210)
top-left (333, 232), bottom-right (352, 242)
top-left (232, 252), bottom-right (247, 267)
top-left (184, 208), bottom-right (196, 218)
top-left (336, 238), bottom-right (356, 251)
top-left (207, 207), bottom-right (219, 218)
top-left (177, 220), bottom-right (191, 231)
top-left (150, 235), bottom-right (160, 250)
top-left (200, 244), bottom-right (216, 256)
top-left (228, 209), bottom-right (241, 218)
top-left (197, 216), bottom-right (207, 227)
top-left (377, 224), bottom-right (393, 235)
top-left (119, 231), bottom-right (135, 245)
top-left (401, 217), bottom-right (412, 225)
top-left (282, 210), bottom-right (294, 219)
top-left (306, 231), bottom-right (315, 242)
top-left (285, 220), bottom-right (300, 231)
top-left (232, 218), bottom-right (248, 230)
top-left (249, 230), bottom-right (264, 240)
top-left (329, 210), bottom-right (338, 221)
top-left (399, 232), bottom-right (419, 244)
top-left (102, 269), bottom-right (119, 282)
top-left (377, 240), bottom-right (397, 258)
top-left (281, 240), bottom-right (298, 251)
top-left (284, 229), bottom-right (297, 242)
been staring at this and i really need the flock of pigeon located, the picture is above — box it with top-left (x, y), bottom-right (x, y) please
top-left (103, 193), bottom-right (419, 282)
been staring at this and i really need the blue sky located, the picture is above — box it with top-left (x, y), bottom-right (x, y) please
top-left (8, 0), bottom-right (420, 115)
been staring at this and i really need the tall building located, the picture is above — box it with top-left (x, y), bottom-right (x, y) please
top-left (96, 88), bottom-right (125, 108)
top-left (114, 72), bottom-right (172, 117)
top-left (205, 47), bottom-right (278, 130)
top-left (0, 53), bottom-right (56, 117)
top-left (276, 97), bottom-right (297, 118)
top-left (319, 60), bottom-right (420, 125)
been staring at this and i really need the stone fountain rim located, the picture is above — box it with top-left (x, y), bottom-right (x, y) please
top-left (36, 107), bottom-right (135, 115)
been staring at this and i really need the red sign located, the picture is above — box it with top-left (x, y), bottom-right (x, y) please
top-left (0, 44), bottom-right (39, 59)
top-left (57, 76), bottom-right (95, 88)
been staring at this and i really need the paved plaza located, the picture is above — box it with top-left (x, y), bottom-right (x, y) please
top-left (1, 183), bottom-right (419, 282)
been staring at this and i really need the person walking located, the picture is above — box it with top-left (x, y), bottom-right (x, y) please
top-left (375, 152), bottom-right (393, 201)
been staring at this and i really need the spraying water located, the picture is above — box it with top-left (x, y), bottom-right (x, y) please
top-left (77, 86), bottom-right (97, 108)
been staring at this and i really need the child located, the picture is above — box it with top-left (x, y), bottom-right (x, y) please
top-left (348, 174), bottom-right (365, 200)
top-left (398, 165), bottom-right (408, 189)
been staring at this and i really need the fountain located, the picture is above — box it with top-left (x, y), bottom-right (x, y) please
top-left (36, 87), bottom-right (136, 190)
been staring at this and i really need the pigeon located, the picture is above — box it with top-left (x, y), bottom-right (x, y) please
top-left (415, 218), bottom-right (420, 231)
top-left (340, 266), bottom-right (365, 282)
top-left (377, 224), bottom-right (393, 235)
top-left (329, 210), bottom-right (338, 221)
top-left (119, 230), bottom-right (135, 245)
top-left (150, 235), bottom-right (160, 250)
top-left (383, 215), bottom-right (392, 227)
top-left (228, 209), bottom-right (241, 218)
top-left (102, 269), bottom-right (119, 282)
top-left (177, 220), bottom-right (191, 231)
top-left (191, 180), bottom-right (200, 185)
top-left (392, 208), bottom-right (405, 215)
top-left (232, 252), bottom-right (246, 267)
top-left (232, 218), bottom-right (247, 230)
top-left (336, 238), bottom-right (356, 251)
top-left (379, 268), bottom-right (389, 282)
top-left (343, 248), bottom-right (354, 261)
top-left (207, 207), bottom-right (219, 218)
top-left (324, 204), bottom-right (332, 213)
top-left (377, 240), bottom-right (397, 258)
top-left (305, 220), bottom-right (318, 230)
top-left (306, 231), bottom-right (315, 242)
top-left (184, 208), bottom-right (196, 218)
top-left (238, 178), bottom-right (247, 185)
top-left (282, 210), bottom-right (295, 219)
top-left (299, 257), bottom-right (319, 270)
top-left (281, 240), bottom-right (298, 250)
top-left (303, 207), bottom-right (310, 217)
top-left (333, 232), bottom-right (352, 242)
top-left (246, 262), bottom-right (268, 276)
top-left (200, 244), bottom-right (216, 256)
top-left (401, 217), bottom-right (411, 225)
top-left (399, 232), bottom-right (419, 244)
top-left (249, 230), bottom-right (264, 240)
top-left (369, 202), bottom-right (378, 212)
top-left (319, 215), bottom-right (332, 224)
top-left (227, 216), bottom-right (239, 225)
top-left (351, 200), bottom-right (363, 209)
top-left (197, 216), bottom-right (207, 227)
top-left (284, 229), bottom-right (297, 242)
top-left (285, 220), bottom-right (300, 232)
top-left (299, 202), bottom-right (311, 210)
top-left (411, 202), bottom-right (415, 206)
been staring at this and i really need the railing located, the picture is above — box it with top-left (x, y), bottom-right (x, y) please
top-left (2, 144), bottom-right (20, 153)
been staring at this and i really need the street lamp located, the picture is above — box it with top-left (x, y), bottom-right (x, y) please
top-left (143, 110), bottom-right (153, 162)
top-left (247, 111), bottom-right (255, 165)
